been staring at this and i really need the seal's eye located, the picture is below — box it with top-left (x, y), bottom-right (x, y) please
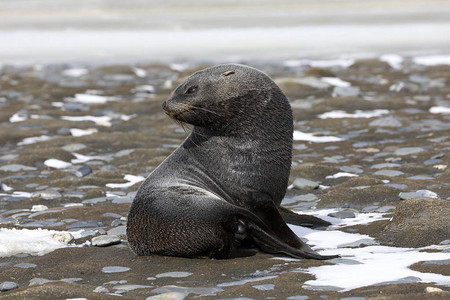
top-left (185, 86), bottom-right (198, 94)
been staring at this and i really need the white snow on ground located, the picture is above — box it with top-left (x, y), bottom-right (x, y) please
top-left (106, 174), bottom-right (145, 189)
top-left (286, 210), bottom-right (450, 292)
top-left (413, 54), bottom-right (450, 66)
top-left (44, 159), bottom-right (72, 169)
top-left (0, 228), bottom-right (82, 257)
top-left (429, 106), bottom-right (450, 114)
top-left (293, 131), bottom-right (344, 143)
top-left (318, 109), bottom-right (389, 119)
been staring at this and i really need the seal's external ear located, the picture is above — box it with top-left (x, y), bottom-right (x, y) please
top-left (223, 70), bottom-right (235, 77)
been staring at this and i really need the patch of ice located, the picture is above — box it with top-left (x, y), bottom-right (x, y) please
top-left (413, 55), bottom-right (450, 66)
top-left (133, 67), bottom-right (147, 77)
top-left (106, 174), bottom-right (145, 189)
top-left (293, 131), bottom-right (344, 143)
top-left (170, 63), bottom-right (189, 72)
top-left (318, 109), bottom-right (389, 119)
top-left (44, 159), bottom-right (72, 169)
top-left (62, 115), bottom-right (112, 127)
top-left (284, 58), bottom-right (354, 69)
top-left (18, 135), bottom-right (55, 146)
top-left (303, 245), bottom-right (450, 292)
top-left (429, 106), bottom-right (450, 114)
top-left (71, 153), bottom-right (109, 164)
top-left (9, 113), bottom-right (27, 122)
top-left (70, 128), bottom-right (97, 137)
top-left (67, 93), bottom-right (117, 104)
top-left (321, 77), bottom-right (351, 87)
top-left (1, 183), bottom-right (13, 192)
top-left (286, 210), bottom-right (450, 291)
top-left (380, 54), bottom-right (404, 70)
top-left (120, 114), bottom-right (137, 121)
top-left (62, 68), bottom-right (88, 77)
top-left (0, 228), bottom-right (81, 257)
top-left (326, 172), bottom-right (359, 179)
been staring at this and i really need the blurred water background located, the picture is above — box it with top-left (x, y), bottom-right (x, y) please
top-left (0, 0), bottom-right (449, 64)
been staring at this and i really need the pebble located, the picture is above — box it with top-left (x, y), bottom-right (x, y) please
top-left (31, 205), bottom-right (48, 212)
top-left (369, 116), bottom-right (402, 127)
top-left (0, 281), bottom-right (19, 292)
top-left (146, 292), bottom-right (186, 300)
top-left (394, 147), bottom-right (425, 156)
top-left (328, 211), bottom-right (356, 219)
top-left (31, 190), bottom-right (62, 200)
top-left (14, 263), bottom-right (37, 268)
top-left (52, 232), bottom-right (74, 243)
top-left (292, 178), bottom-right (320, 190)
top-left (91, 235), bottom-right (121, 247)
top-left (29, 278), bottom-right (55, 286)
top-left (75, 165), bottom-right (92, 177)
top-left (61, 143), bottom-right (86, 152)
top-left (332, 86), bottom-right (361, 97)
top-left (66, 220), bottom-right (104, 229)
top-left (373, 170), bottom-right (404, 177)
top-left (408, 175), bottom-right (434, 180)
top-left (371, 163), bottom-right (401, 169)
top-left (107, 225), bottom-right (126, 236)
top-left (155, 272), bottom-right (193, 278)
top-left (102, 266), bottom-right (130, 273)
top-left (0, 164), bottom-right (37, 172)
top-left (399, 190), bottom-right (438, 200)
top-left (424, 287), bottom-right (444, 293)
top-left (384, 183), bottom-right (408, 189)
top-left (93, 286), bottom-right (110, 293)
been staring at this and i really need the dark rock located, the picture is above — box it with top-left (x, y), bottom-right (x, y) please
top-left (75, 165), bottom-right (92, 178)
top-left (327, 211), bottom-right (356, 219)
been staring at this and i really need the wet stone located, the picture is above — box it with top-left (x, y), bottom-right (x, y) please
top-left (292, 178), bottom-right (320, 190)
top-left (102, 266), bottom-right (130, 273)
top-left (0, 281), bottom-right (19, 292)
top-left (328, 211), bottom-right (356, 219)
top-left (399, 190), bottom-right (438, 200)
top-left (61, 143), bottom-right (86, 152)
top-left (374, 170), bottom-right (404, 177)
top-left (31, 190), bottom-right (62, 200)
top-left (14, 263), bottom-right (37, 268)
top-left (371, 163), bottom-right (401, 169)
top-left (93, 286), bottom-right (110, 293)
top-left (91, 235), bottom-right (121, 247)
top-left (66, 220), bottom-right (104, 229)
top-left (394, 147), bottom-right (425, 156)
top-left (424, 287), bottom-right (444, 293)
top-left (339, 166), bottom-right (363, 174)
top-left (75, 165), bottom-right (92, 177)
top-left (332, 86), bottom-right (361, 97)
top-left (369, 116), bottom-right (402, 127)
top-left (107, 225), bottom-right (126, 236)
top-left (408, 175), bottom-right (434, 180)
top-left (384, 183), bottom-right (408, 189)
top-left (0, 164), bottom-right (37, 172)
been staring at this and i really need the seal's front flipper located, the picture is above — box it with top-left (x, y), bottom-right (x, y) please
top-left (279, 206), bottom-right (331, 229)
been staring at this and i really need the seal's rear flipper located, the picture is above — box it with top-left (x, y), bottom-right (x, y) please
top-left (241, 219), bottom-right (339, 260)
top-left (279, 206), bottom-right (331, 229)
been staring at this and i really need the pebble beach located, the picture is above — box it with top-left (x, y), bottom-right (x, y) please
top-left (1, 1), bottom-right (450, 299)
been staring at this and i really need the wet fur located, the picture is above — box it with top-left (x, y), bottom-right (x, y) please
top-left (127, 64), bottom-right (338, 260)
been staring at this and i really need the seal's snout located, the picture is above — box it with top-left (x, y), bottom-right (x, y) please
top-left (162, 101), bottom-right (167, 110)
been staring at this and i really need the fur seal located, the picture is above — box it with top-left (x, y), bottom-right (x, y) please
top-left (127, 64), bottom-right (338, 260)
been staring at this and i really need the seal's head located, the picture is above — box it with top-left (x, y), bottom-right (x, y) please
top-left (162, 64), bottom-right (290, 135)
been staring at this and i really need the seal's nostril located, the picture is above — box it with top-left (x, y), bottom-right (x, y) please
top-left (162, 101), bottom-right (167, 110)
